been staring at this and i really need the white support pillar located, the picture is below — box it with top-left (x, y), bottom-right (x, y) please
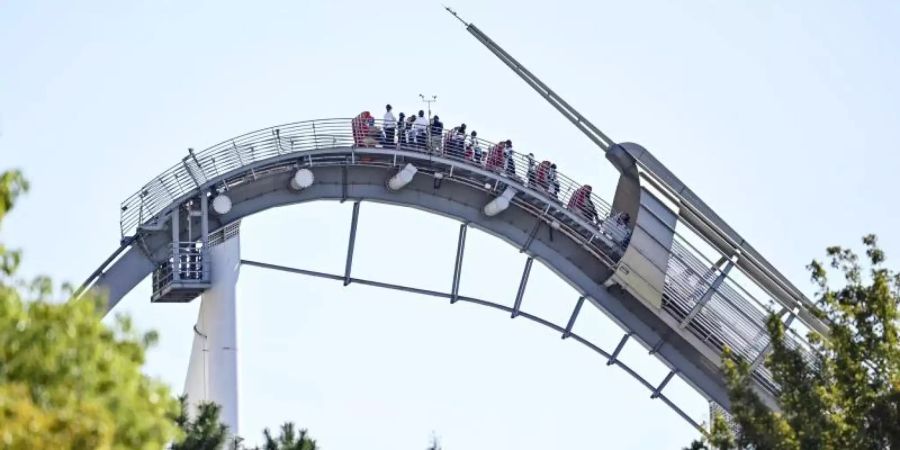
top-left (183, 233), bottom-right (241, 441)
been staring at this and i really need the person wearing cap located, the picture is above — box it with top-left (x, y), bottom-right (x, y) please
top-left (383, 104), bottom-right (396, 146)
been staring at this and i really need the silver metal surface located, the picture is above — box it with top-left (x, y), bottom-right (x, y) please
top-left (344, 201), bottom-right (360, 286)
top-left (562, 296), bottom-right (585, 339)
top-left (451, 223), bottom-right (467, 303)
top-left (511, 257), bottom-right (534, 318)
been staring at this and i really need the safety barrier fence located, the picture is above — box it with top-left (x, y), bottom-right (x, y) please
top-left (120, 118), bottom-right (616, 239)
top-left (150, 242), bottom-right (209, 294)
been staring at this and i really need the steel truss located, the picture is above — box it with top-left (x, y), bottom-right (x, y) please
top-left (240, 202), bottom-right (706, 433)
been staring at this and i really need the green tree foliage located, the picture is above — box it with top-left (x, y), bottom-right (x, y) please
top-left (0, 169), bottom-right (181, 449)
top-left (693, 235), bottom-right (900, 449)
top-left (248, 422), bottom-right (318, 450)
top-left (171, 396), bottom-right (228, 450)
top-left (169, 394), bottom-right (318, 450)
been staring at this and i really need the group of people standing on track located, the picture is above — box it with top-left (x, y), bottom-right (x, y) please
top-left (353, 103), bottom-right (631, 242)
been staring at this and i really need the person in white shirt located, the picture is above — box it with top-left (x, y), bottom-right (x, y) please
top-left (382, 104), bottom-right (396, 146)
top-left (467, 130), bottom-right (483, 163)
top-left (413, 110), bottom-right (429, 150)
top-left (548, 163), bottom-right (559, 199)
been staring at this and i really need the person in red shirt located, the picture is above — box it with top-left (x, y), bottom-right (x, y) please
top-left (568, 184), bottom-right (599, 224)
top-left (486, 140), bottom-right (507, 172)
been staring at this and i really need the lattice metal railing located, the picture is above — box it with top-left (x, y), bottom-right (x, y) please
top-left (119, 118), bottom-right (616, 239)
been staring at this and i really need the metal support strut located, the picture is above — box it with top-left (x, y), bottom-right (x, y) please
top-left (749, 311), bottom-right (797, 373)
top-left (451, 224), bottom-right (467, 303)
top-left (562, 296), bottom-right (586, 339)
top-left (343, 201), bottom-right (360, 286)
top-left (511, 257), bottom-right (534, 318)
top-left (238, 257), bottom-right (707, 434)
top-left (651, 370), bottom-right (677, 399)
top-left (445, 7), bottom-right (613, 151)
top-left (607, 333), bottom-right (631, 366)
top-left (680, 260), bottom-right (735, 329)
top-left (172, 206), bottom-right (180, 282)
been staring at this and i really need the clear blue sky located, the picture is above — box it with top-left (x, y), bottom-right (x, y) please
top-left (2, 1), bottom-right (899, 448)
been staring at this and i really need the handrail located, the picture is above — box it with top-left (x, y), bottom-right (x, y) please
top-left (119, 118), bottom-right (617, 238)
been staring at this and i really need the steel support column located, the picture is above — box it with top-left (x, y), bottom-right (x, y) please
top-left (562, 296), bottom-right (586, 339)
top-left (450, 223), bottom-right (467, 303)
top-left (511, 257), bottom-right (533, 318)
top-left (343, 201), bottom-right (360, 286)
top-left (184, 234), bottom-right (241, 445)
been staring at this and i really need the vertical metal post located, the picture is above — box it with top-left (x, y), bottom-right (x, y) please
top-left (200, 193), bottom-right (209, 248)
top-left (343, 201), bottom-right (361, 286)
top-left (200, 192), bottom-right (210, 280)
top-left (172, 206), bottom-right (180, 281)
top-left (341, 165), bottom-right (349, 202)
top-left (511, 257), bottom-right (533, 318)
top-left (651, 370), bottom-right (677, 399)
top-left (562, 296), bottom-right (585, 339)
top-left (450, 224), bottom-right (467, 303)
top-left (312, 122), bottom-right (319, 150)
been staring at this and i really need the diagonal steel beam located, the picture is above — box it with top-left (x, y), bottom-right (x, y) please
top-left (679, 260), bottom-right (735, 329)
top-left (511, 257), bottom-right (534, 318)
top-left (562, 296), bottom-right (586, 339)
top-left (749, 311), bottom-right (797, 373)
top-left (520, 217), bottom-right (543, 253)
top-left (451, 223), bottom-right (468, 303)
top-left (607, 333), bottom-right (631, 366)
top-left (651, 370), bottom-right (677, 399)
top-left (343, 201), bottom-right (361, 286)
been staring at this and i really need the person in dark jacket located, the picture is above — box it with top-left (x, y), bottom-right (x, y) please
top-left (397, 112), bottom-right (407, 147)
top-left (429, 115), bottom-right (444, 153)
top-left (504, 140), bottom-right (517, 178)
